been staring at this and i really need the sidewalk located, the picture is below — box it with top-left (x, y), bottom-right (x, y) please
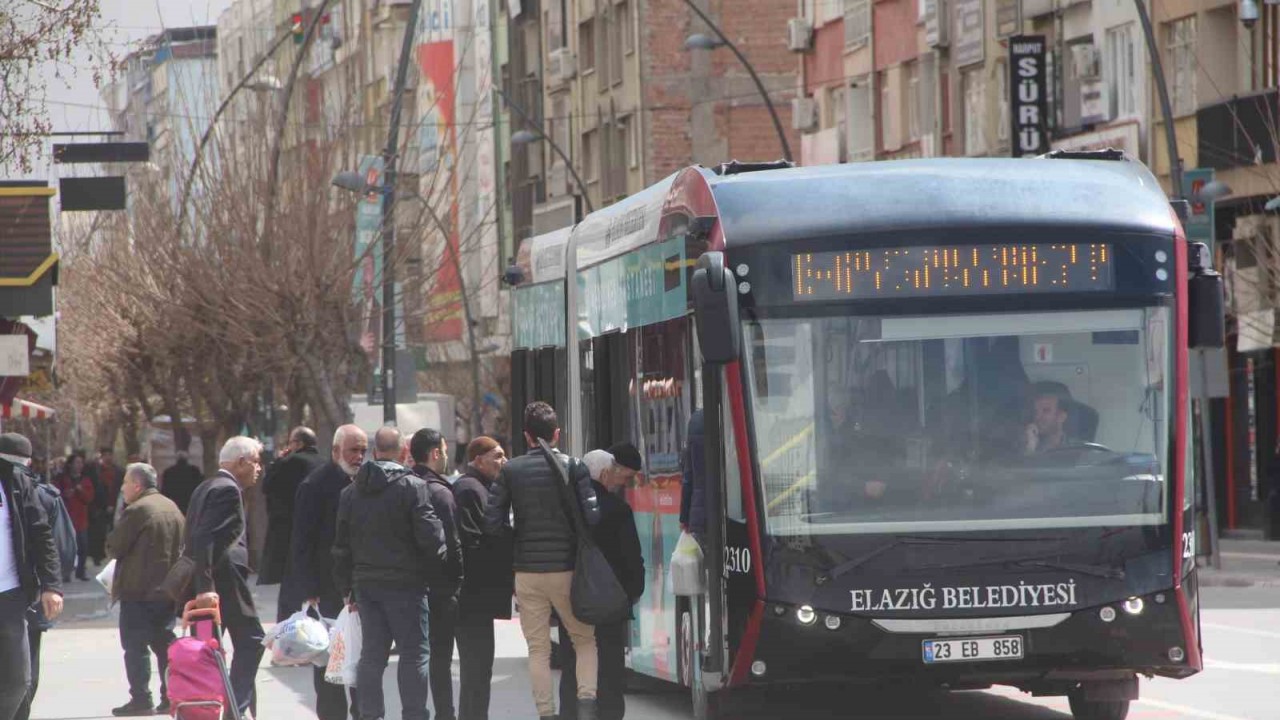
top-left (1198, 536), bottom-right (1280, 587)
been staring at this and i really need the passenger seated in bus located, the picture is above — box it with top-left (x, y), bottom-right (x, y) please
top-left (1023, 381), bottom-right (1080, 454)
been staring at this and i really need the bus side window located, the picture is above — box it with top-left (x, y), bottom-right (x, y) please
top-left (723, 374), bottom-right (745, 522)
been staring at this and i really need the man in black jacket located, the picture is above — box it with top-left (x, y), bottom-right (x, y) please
top-left (333, 427), bottom-right (446, 720)
top-left (410, 428), bottom-right (462, 720)
top-left (452, 437), bottom-right (511, 720)
top-left (289, 425), bottom-right (366, 720)
top-left (159, 451), bottom-right (202, 516)
top-left (0, 433), bottom-right (63, 720)
top-left (483, 402), bottom-right (600, 720)
top-left (186, 436), bottom-right (264, 720)
top-left (559, 443), bottom-right (644, 720)
top-left (261, 426), bottom-right (325, 620)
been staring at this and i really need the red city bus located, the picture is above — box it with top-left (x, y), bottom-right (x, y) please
top-left (508, 153), bottom-right (1224, 720)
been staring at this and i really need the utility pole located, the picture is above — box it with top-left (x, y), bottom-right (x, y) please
top-left (377, 0), bottom-right (426, 425)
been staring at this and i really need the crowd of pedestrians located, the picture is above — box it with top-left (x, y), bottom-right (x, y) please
top-left (0, 396), bottom-right (652, 720)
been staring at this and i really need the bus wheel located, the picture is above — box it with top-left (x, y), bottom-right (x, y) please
top-left (1068, 694), bottom-right (1130, 720)
top-left (680, 608), bottom-right (725, 720)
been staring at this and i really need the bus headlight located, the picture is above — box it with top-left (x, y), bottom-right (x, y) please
top-left (1099, 607), bottom-right (1117, 623)
top-left (1168, 646), bottom-right (1185, 662)
top-left (751, 660), bottom-right (767, 676)
top-left (1123, 597), bottom-right (1145, 615)
top-left (824, 614), bottom-right (842, 630)
top-left (796, 605), bottom-right (817, 625)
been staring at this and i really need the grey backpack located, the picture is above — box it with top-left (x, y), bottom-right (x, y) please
top-left (35, 481), bottom-right (77, 571)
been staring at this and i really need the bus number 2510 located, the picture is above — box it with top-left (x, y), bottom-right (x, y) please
top-left (726, 547), bottom-right (752, 574)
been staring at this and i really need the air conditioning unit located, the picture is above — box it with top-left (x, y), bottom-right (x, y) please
top-left (787, 18), bottom-right (813, 52)
top-left (792, 97), bottom-right (819, 133)
top-left (1071, 44), bottom-right (1101, 79)
top-left (548, 48), bottom-right (577, 86)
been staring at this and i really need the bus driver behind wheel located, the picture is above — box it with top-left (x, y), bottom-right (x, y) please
top-left (1023, 382), bottom-right (1079, 455)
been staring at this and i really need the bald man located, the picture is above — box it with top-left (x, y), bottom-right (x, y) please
top-left (287, 425), bottom-right (367, 720)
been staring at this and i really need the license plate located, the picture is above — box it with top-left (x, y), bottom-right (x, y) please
top-left (922, 635), bottom-right (1023, 664)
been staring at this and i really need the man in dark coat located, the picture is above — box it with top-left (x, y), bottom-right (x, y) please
top-left (184, 437), bottom-right (264, 720)
top-left (86, 447), bottom-right (124, 567)
top-left (410, 428), bottom-right (464, 720)
top-left (289, 425), bottom-right (366, 720)
top-left (483, 401), bottom-right (601, 720)
top-left (559, 443), bottom-right (644, 720)
top-left (160, 452), bottom-right (202, 516)
top-left (261, 427), bottom-right (325, 620)
top-left (0, 433), bottom-right (63, 720)
top-left (333, 427), bottom-right (446, 720)
top-left (451, 437), bottom-right (511, 720)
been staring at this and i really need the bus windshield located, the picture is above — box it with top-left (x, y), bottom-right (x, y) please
top-left (743, 307), bottom-right (1171, 537)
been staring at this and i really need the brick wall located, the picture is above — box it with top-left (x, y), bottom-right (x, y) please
top-left (642, 0), bottom-right (799, 182)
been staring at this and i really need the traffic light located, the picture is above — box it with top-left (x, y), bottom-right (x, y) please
top-left (291, 12), bottom-right (304, 44)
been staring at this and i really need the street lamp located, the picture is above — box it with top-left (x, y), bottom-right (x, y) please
top-left (495, 86), bottom-right (595, 213)
top-left (510, 129), bottom-right (540, 146)
top-left (680, 0), bottom-right (793, 162)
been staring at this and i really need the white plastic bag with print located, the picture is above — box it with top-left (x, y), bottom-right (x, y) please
top-left (669, 531), bottom-right (705, 596)
top-left (324, 606), bottom-right (362, 687)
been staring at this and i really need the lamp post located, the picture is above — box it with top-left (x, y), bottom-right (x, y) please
top-left (495, 86), bottom-right (594, 213)
top-left (1134, 0), bottom-right (1182, 201)
top-left (681, 0), bottom-right (793, 163)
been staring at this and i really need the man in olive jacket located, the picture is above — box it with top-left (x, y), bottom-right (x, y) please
top-left (107, 463), bottom-right (184, 716)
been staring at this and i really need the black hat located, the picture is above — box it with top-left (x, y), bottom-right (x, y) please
top-left (606, 442), bottom-right (642, 472)
top-left (0, 433), bottom-right (33, 459)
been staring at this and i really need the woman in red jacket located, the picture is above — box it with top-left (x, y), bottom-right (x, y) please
top-left (56, 452), bottom-right (93, 581)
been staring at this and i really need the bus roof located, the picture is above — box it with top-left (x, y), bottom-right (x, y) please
top-left (707, 157), bottom-right (1177, 248)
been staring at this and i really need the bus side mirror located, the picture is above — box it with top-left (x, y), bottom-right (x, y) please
top-left (1188, 242), bottom-right (1225, 349)
top-left (692, 252), bottom-right (741, 364)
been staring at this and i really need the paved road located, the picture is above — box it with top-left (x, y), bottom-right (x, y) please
top-left (29, 579), bottom-right (1280, 720)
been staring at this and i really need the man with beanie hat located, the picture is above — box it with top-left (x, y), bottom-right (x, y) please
top-left (0, 433), bottom-right (63, 720)
top-left (558, 443), bottom-right (644, 720)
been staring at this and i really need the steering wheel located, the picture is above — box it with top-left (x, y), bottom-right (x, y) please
top-left (1043, 441), bottom-right (1113, 454)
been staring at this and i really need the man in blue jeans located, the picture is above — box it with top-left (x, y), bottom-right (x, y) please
top-left (333, 427), bottom-right (446, 720)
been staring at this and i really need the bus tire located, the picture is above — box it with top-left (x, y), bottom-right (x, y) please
top-left (1068, 694), bottom-right (1130, 720)
top-left (680, 607), bottom-right (725, 720)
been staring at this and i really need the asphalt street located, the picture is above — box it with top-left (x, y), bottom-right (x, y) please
top-left (28, 552), bottom-right (1280, 720)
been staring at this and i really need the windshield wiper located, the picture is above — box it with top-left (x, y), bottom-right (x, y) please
top-left (817, 537), bottom-right (960, 584)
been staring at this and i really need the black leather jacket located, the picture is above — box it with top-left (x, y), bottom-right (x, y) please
top-left (332, 460), bottom-right (446, 597)
top-left (1, 459), bottom-right (62, 602)
top-left (483, 448), bottom-right (599, 573)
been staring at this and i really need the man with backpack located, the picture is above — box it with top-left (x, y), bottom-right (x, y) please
top-left (483, 402), bottom-right (601, 720)
top-left (0, 433), bottom-right (63, 720)
top-left (13, 457), bottom-right (75, 720)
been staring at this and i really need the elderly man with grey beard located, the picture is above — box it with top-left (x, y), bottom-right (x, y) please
top-left (106, 464), bottom-right (184, 716)
top-left (286, 425), bottom-right (367, 720)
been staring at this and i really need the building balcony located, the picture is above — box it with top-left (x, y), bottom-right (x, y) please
top-left (1197, 89), bottom-right (1279, 172)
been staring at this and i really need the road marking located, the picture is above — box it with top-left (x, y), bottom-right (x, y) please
top-left (1204, 658), bottom-right (1280, 675)
top-left (1202, 622), bottom-right (1280, 640)
top-left (1136, 697), bottom-right (1254, 720)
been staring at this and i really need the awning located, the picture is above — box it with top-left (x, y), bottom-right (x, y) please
top-left (1, 398), bottom-right (55, 420)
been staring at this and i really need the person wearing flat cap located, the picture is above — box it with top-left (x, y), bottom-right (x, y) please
top-left (558, 443), bottom-right (645, 720)
top-left (0, 433), bottom-right (63, 720)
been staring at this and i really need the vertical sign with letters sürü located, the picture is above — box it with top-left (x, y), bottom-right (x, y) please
top-left (1009, 35), bottom-right (1049, 157)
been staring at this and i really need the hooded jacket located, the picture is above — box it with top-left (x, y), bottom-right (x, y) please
top-left (332, 460), bottom-right (446, 598)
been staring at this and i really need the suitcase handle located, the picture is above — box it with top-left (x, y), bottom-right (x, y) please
top-left (182, 598), bottom-right (222, 638)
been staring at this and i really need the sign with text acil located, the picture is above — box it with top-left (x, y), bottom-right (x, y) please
top-left (1009, 36), bottom-right (1049, 157)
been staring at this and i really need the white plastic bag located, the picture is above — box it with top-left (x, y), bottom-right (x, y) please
top-left (670, 531), bottom-right (706, 596)
top-left (264, 604), bottom-right (331, 666)
top-left (95, 558), bottom-right (116, 596)
top-left (325, 606), bottom-right (362, 686)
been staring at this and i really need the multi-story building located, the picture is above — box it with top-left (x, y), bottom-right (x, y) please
top-left (504, 0), bottom-right (799, 239)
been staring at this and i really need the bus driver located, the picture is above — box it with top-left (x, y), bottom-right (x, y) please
top-left (1024, 382), bottom-right (1077, 455)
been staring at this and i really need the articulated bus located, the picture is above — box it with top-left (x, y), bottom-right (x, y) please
top-left (507, 154), bottom-right (1224, 720)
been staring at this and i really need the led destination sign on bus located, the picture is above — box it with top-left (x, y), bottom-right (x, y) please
top-left (792, 243), bottom-right (1114, 300)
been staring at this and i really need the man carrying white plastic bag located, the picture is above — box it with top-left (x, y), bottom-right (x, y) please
top-left (324, 605), bottom-right (362, 687)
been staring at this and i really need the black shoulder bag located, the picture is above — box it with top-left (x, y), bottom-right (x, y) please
top-left (537, 439), bottom-right (630, 626)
